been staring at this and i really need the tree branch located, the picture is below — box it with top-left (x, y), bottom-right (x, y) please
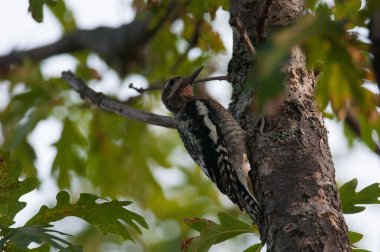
top-left (0, 2), bottom-right (181, 77)
top-left (61, 71), bottom-right (175, 129)
top-left (0, 21), bottom-right (152, 76)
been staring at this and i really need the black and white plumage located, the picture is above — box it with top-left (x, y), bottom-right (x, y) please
top-left (161, 66), bottom-right (262, 225)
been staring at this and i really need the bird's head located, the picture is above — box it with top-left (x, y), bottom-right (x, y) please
top-left (161, 66), bottom-right (203, 112)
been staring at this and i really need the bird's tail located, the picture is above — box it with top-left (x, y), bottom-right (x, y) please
top-left (237, 184), bottom-right (261, 223)
top-left (237, 184), bottom-right (267, 244)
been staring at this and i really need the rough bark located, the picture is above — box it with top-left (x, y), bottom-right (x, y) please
top-left (228, 0), bottom-right (351, 251)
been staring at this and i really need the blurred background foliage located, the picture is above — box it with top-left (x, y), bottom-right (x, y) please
top-left (0, 0), bottom-right (379, 251)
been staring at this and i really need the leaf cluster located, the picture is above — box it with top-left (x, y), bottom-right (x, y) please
top-left (2, 0), bottom-right (231, 250)
top-left (0, 151), bottom-right (148, 251)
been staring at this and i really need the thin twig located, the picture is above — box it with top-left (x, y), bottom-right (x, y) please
top-left (62, 71), bottom-right (175, 128)
top-left (230, 17), bottom-right (256, 56)
top-left (194, 75), bottom-right (229, 83)
top-left (128, 83), bottom-right (162, 93)
top-left (128, 75), bottom-right (229, 93)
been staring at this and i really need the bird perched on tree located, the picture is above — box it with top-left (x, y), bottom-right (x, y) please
top-left (161, 66), bottom-right (262, 226)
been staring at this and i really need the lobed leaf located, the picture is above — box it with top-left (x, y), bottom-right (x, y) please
top-left (0, 151), bottom-right (38, 227)
top-left (182, 212), bottom-right (258, 252)
top-left (26, 191), bottom-right (148, 241)
top-left (0, 225), bottom-right (81, 252)
top-left (348, 230), bottom-right (371, 252)
top-left (339, 179), bottom-right (380, 214)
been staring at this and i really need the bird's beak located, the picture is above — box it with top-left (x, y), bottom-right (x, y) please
top-left (188, 66), bottom-right (203, 83)
top-left (182, 66), bottom-right (203, 87)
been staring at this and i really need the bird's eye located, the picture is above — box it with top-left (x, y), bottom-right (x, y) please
top-left (168, 79), bottom-right (175, 87)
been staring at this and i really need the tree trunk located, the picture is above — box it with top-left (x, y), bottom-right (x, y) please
top-left (228, 1), bottom-right (351, 251)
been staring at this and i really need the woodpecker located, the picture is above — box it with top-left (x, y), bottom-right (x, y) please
top-left (161, 66), bottom-right (262, 226)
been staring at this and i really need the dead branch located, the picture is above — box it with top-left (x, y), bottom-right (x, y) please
top-left (61, 71), bottom-right (175, 128)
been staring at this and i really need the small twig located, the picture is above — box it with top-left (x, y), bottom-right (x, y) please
top-left (128, 83), bottom-right (162, 93)
top-left (194, 75), bottom-right (229, 83)
top-left (62, 71), bottom-right (175, 128)
top-left (128, 75), bottom-right (230, 94)
top-left (230, 17), bottom-right (256, 56)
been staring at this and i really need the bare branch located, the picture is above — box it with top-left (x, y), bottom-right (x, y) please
top-left (0, 34), bottom-right (82, 75)
top-left (61, 71), bottom-right (175, 129)
top-left (0, 2), bottom-right (181, 77)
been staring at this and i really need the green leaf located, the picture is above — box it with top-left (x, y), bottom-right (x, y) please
top-left (243, 243), bottom-right (262, 252)
top-left (0, 225), bottom-right (81, 252)
top-left (306, 0), bottom-right (318, 10)
top-left (0, 150), bottom-right (38, 227)
top-left (348, 230), bottom-right (370, 252)
top-left (333, 0), bottom-right (361, 28)
top-left (28, 0), bottom-right (44, 22)
top-left (26, 191), bottom-right (148, 241)
top-left (0, 62), bottom-right (58, 153)
top-left (12, 139), bottom-right (37, 177)
top-left (183, 212), bottom-right (258, 252)
top-left (348, 231), bottom-right (363, 244)
top-left (52, 118), bottom-right (87, 188)
top-left (47, 0), bottom-right (76, 31)
top-left (85, 113), bottom-right (182, 219)
top-left (339, 179), bottom-right (380, 214)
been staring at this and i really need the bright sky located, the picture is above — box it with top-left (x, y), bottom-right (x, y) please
top-left (0, 1), bottom-right (379, 251)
